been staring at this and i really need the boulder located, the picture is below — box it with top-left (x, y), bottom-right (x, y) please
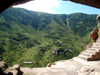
top-left (13, 64), bottom-right (20, 71)
top-left (8, 64), bottom-right (23, 75)
top-left (8, 70), bottom-right (18, 75)
top-left (89, 28), bottom-right (98, 42)
top-left (0, 62), bottom-right (8, 71)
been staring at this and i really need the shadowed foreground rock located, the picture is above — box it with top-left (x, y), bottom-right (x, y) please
top-left (8, 64), bottom-right (23, 75)
top-left (0, 0), bottom-right (33, 14)
top-left (0, 62), bottom-right (8, 71)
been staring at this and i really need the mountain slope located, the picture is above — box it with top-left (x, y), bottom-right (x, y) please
top-left (0, 7), bottom-right (98, 67)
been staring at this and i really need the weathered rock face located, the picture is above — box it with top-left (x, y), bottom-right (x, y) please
top-left (0, 0), bottom-right (33, 14)
top-left (8, 64), bottom-right (22, 75)
top-left (64, 0), bottom-right (100, 9)
top-left (8, 70), bottom-right (18, 75)
top-left (13, 64), bottom-right (20, 71)
top-left (89, 28), bottom-right (98, 42)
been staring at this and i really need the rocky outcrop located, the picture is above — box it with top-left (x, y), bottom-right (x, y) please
top-left (90, 28), bottom-right (98, 42)
top-left (8, 70), bottom-right (18, 75)
top-left (13, 64), bottom-right (20, 71)
top-left (64, 0), bottom-right (100, 9)
top-left (8, 64), bottom-right (22, 75)
top-left (0, 0), bottom-right (33, 14)
top-left (0, 62), bottom-right (8, 71)
top-left (0, 63), bottom-right (22, 75)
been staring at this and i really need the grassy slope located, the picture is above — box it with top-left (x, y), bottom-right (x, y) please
top-left (0, 8), bottom-right (98, 67)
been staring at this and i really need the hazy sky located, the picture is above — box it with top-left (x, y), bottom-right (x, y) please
top-left (13, 0), bottom-right (100, 14)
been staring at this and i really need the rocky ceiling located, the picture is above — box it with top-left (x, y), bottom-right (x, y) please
top-left (64, 0), bottom-right (100, 9)
top-left (0, 0), bottom-right (33, 14)
top-left (0, 0), bottom-right (100, 14)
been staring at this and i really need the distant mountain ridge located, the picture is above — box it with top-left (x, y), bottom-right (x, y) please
top-left (0, 7), bottom-right (98, 67)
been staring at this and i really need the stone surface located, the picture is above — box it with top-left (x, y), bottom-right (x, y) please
top-left (90, 28), bottom-right (98, 42)
top-left (84, 42), bottom-right (94, 50)
top-left (21, 67), bottom-right (78, 75)
top-left (77, 36), bottom-right (100, 61)
top-left (8, 70), bottom-right (18, 75)
top-left (90, 72), bottom-right (100, 75)
top-left (78, 66), bottom-right (94, 73)
top-left (95, 72), bottom-right (100, 75)
top-left (0, 62), bottom-right (8, 71)
top-left (64, 0), bottom-right (100, 9)
top-left (13, 64), bottom-right (20, 71)
top-left (46, 63), bottom-right (52, 67)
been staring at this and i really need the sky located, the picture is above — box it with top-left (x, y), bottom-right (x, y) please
top-left (13, 0), bottom-right (100, 14)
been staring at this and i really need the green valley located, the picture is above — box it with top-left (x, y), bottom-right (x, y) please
top-left (0, 7), bottom-right (98, 67)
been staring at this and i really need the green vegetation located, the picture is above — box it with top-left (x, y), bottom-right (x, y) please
top-left (0, 8), bottom-right (98, 67)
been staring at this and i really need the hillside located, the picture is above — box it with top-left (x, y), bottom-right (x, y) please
top-left (0, 7), bottom-right (98, 67)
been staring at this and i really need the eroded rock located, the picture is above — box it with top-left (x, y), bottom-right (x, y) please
top-left (0, 62), bottom-right (8, 71)
top-left (90, 28), bottom-right (98, 42)
top-left (8, 64), bottom-right (22, 75)
top-left (77, 66), bottom-right (94, 75)
top-left (13, 64), bottom-right (20, 71)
